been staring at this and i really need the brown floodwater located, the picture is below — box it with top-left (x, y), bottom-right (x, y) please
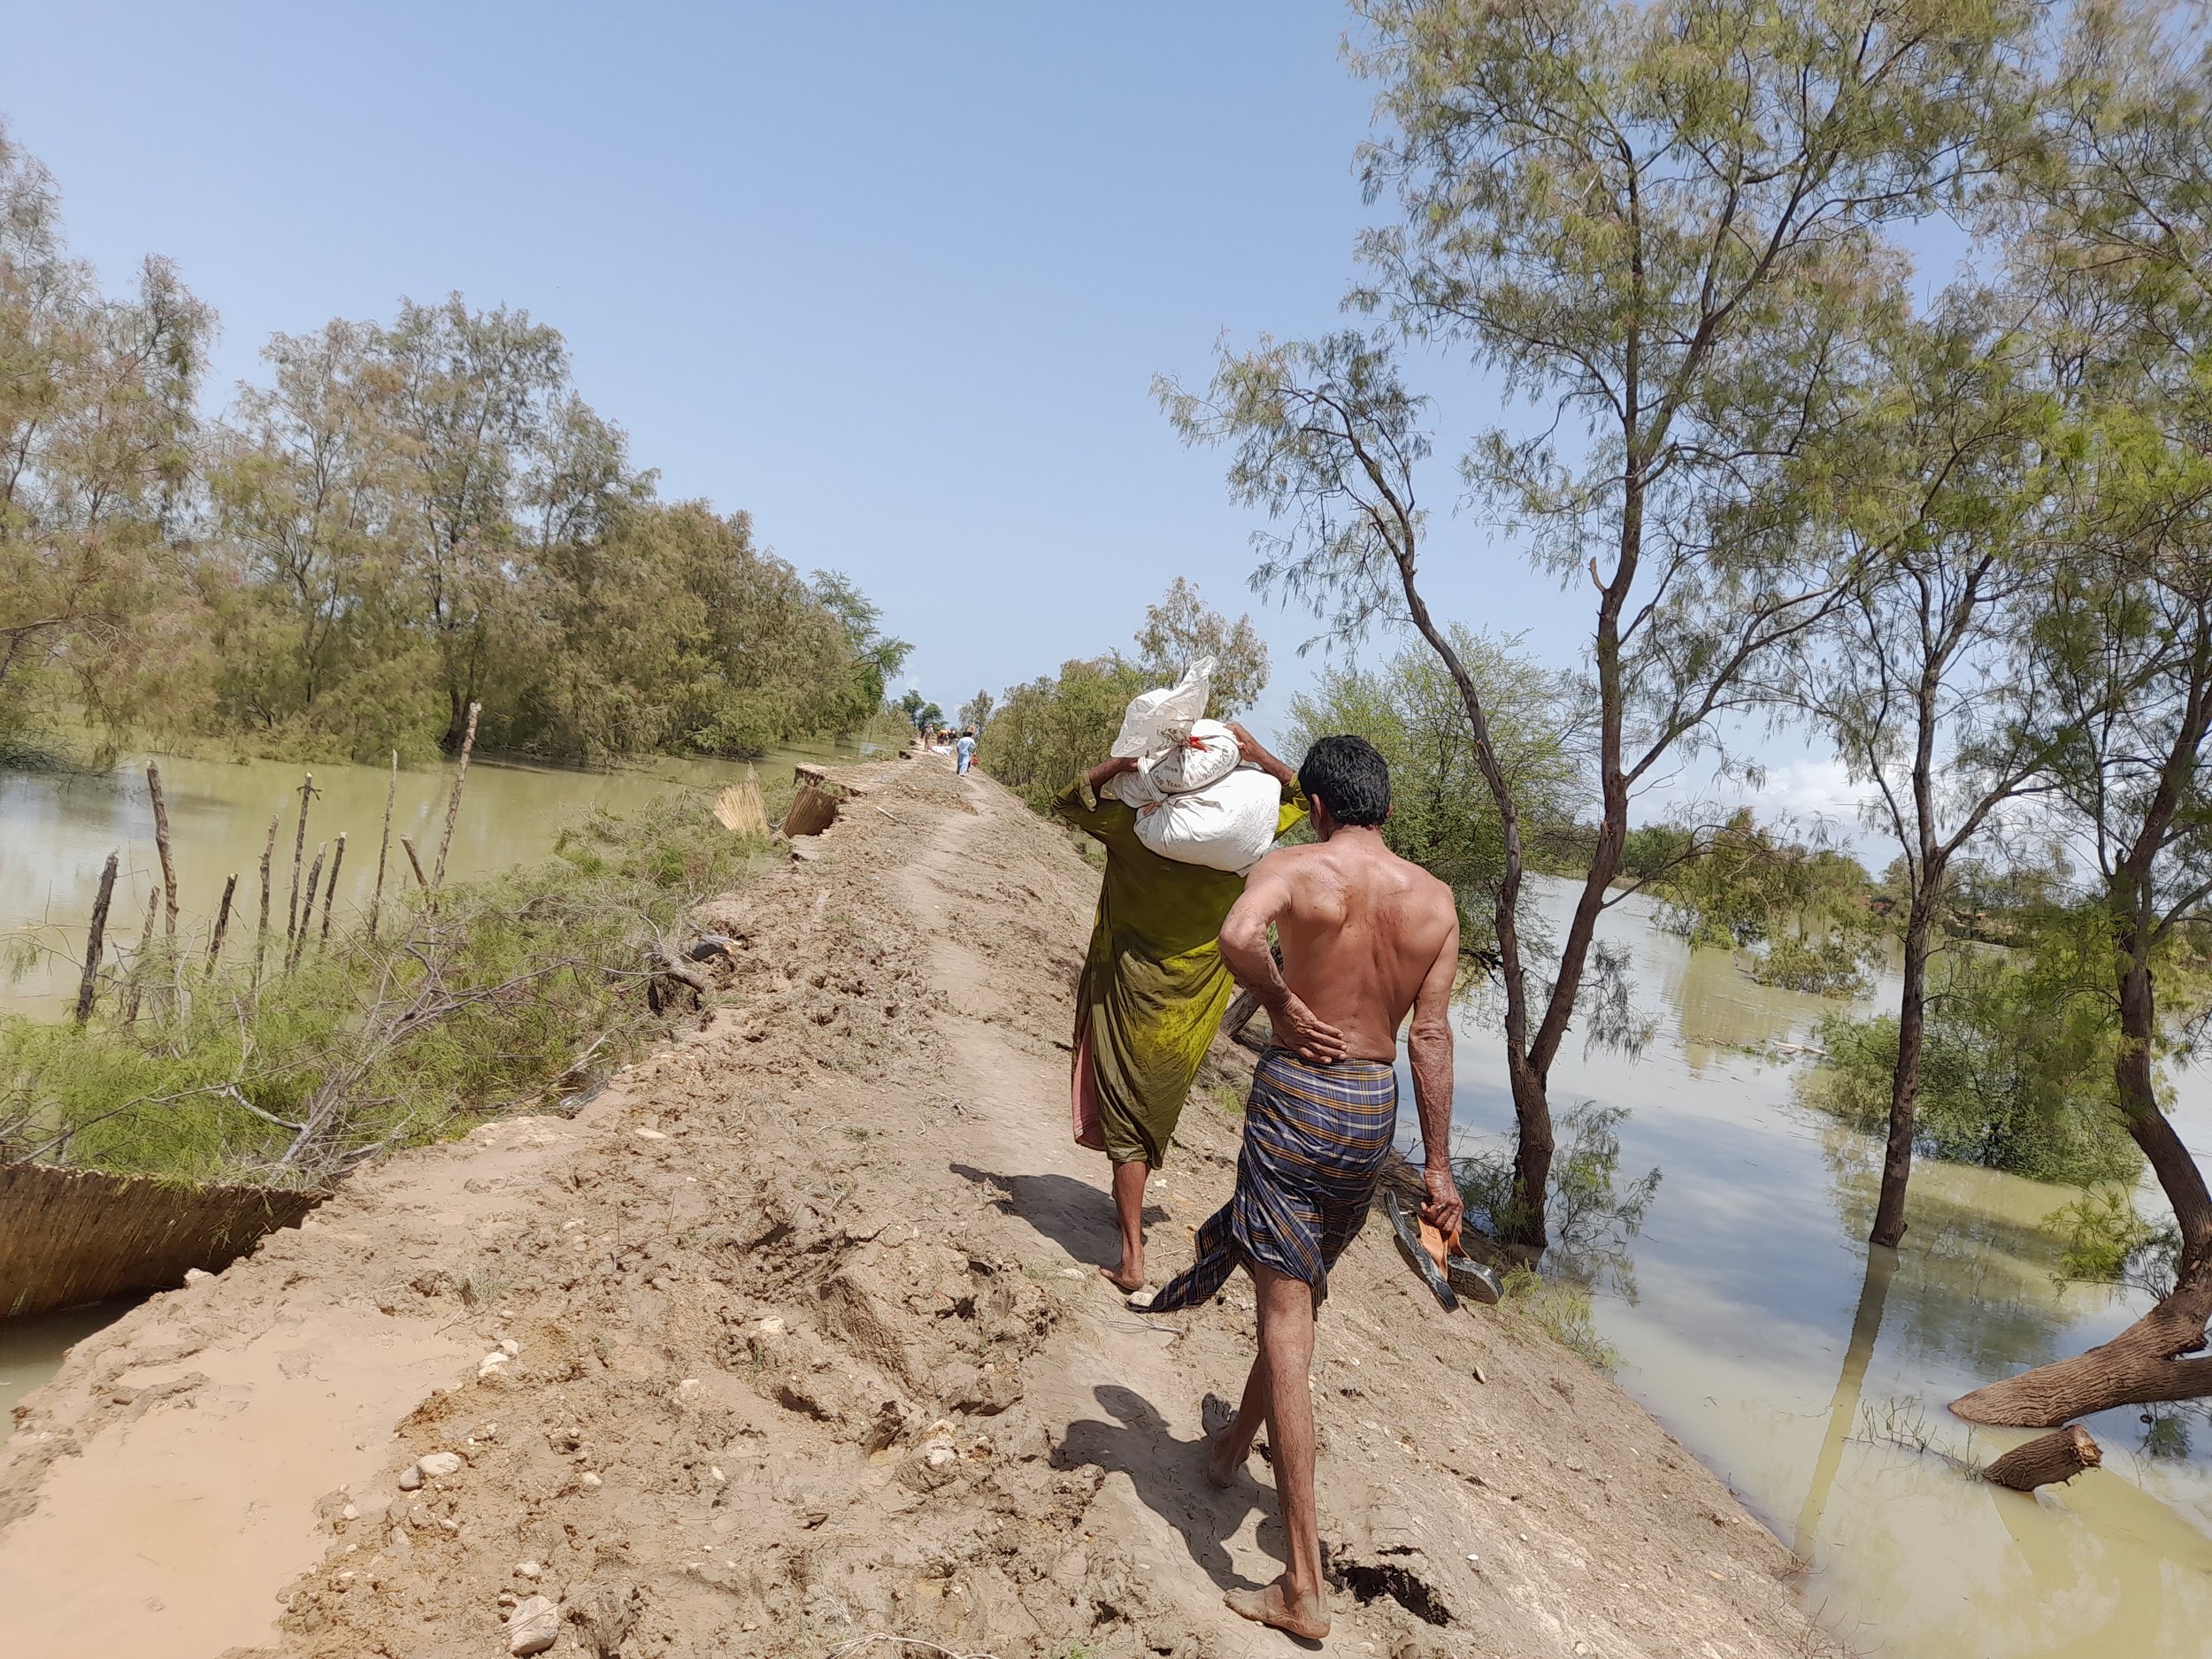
top-left (0, 739), bottom-right (868, 1020)
top-left (1437, 879), bottom-right (2212, 1659)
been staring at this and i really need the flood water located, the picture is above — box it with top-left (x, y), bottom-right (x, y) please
top-left (0, 739), bottom-right (866, 1020)
top-left (1438, 879), bottom-right (2212, 1659)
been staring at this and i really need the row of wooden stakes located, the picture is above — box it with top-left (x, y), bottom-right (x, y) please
top-left (71, 703), bottom-right (485, 1025)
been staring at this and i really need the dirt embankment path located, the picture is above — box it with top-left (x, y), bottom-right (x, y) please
top-left (1, 761), bottom-right (1837, 1659)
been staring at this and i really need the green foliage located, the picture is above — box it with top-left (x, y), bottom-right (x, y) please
top-left (0, 126), bottom-right (894, 772)
top-left (1131, 577), bottom-right (1271, 718)
top-left (2047, 1185), bottom-right (2179, 1297)
top-left (1643, 810), bottom-right (1884, 995)
top-left (1497, 1268), bottom-right (1619, 1372)
top-left (976, 656), bottom-right (1149, 811)
top-left (0, 793), bottom-right (768, 1185)
top-left (1286, 627), bottom-right (1585, 949)
top-left (1798, 929), bottom-right (2145, 1187)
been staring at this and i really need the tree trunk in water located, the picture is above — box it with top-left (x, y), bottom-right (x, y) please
top-left (289, 844), bottom-right (326, 973)
top-left (252, 812), bottom-right (278, 999)
top-left (123, 887), bottom-right (158, 1029)
top-left (433, 703), bottom-right (480, 889)
top-left (146, 763), bottom-right (179, 938)
top-left (1503, 1053), bottom-right (1554, 1250)
top-left (1984, 1425), bottom-right (2101, 1492)
top-left (319, 833), bottom-right (346, 944)
top-left (1870, 895), bottom-right (1936, 1248)
top-left (74, 850), bottom-right (119, 1025)
top-left (286, 773), bottom-right (314, 946)
top-left (1952, 946), bottom-right (2212, 1425)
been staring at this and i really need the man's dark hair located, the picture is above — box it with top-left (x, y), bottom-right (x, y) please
top-left (1298, 734), bottom-right (1391, 826)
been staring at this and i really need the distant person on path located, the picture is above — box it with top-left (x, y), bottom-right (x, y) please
top-left (1142, 734), bottom-right (1462, 1642)
top-left (956, 727), bottom-right (978, 775)
top-left (1056, 721), bottom-right (1306, 1293)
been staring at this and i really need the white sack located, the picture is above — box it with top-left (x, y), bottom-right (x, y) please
top-left (1107, 718), bottom-right (1241, 807)
top-left (1110, 656), bottom-right (1214, 759)
top-left (1133, 764), bottom-right (1284, 874)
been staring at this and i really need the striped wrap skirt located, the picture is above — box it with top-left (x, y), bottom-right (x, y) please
top-left (1148, 1047), bottom-right (1397, 1310)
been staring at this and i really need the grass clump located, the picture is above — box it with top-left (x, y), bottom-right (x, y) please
top-left (1498, 1266), bottom-right (1620, 1371)
top-left (0, 791), bottom-right (770, 1187)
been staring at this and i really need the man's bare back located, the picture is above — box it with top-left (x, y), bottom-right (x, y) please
top-left (1236, 835), bottom-right (1458, 1063)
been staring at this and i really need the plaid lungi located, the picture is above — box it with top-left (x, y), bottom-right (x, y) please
top-left (1147, 1047), bottom-right (1397, 1310)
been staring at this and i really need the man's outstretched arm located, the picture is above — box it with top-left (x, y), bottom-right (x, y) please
top-left (1407, 908), bottom-right (1463, 1240)
top-left (1219, 859), bottom-right (1345, 1064)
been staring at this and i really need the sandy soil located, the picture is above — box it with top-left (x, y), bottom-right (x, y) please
top-left (0, 759), bottom-right (1844, 1658)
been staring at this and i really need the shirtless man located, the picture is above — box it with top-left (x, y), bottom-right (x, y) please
top-left (1139, 733), bottom-right (1462, 1640)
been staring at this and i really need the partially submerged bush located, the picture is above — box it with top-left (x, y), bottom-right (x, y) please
top-left (0, 791), bottom-right (769, 1186)
top-left (1797, 937), bottom-right (2143, 1187)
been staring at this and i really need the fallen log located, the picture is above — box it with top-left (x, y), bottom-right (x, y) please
top-left (1984, 1425), bottom-right (2101, 1492)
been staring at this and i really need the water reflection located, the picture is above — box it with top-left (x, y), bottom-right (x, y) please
top-left (1446, 877), bottom-right (2212, 1658)
top-left (1792, 1244), bottom-right (1898, 1560)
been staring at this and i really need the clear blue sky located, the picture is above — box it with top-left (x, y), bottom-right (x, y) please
top-left (6, 0), bottom-right (1871, 830)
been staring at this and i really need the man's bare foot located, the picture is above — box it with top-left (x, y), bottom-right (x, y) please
top-left (1225, 1578), bottom-right (1330, 1640)
top-left (1100, 1260), bottom-right (1144, 1293)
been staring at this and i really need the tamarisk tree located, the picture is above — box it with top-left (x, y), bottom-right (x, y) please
top-left (1164, 0), bottom-right (2031, 1246)
top-left (1954, 0), bottom-right (2212, 1424)
top-left (1783, 305), bottom-right (2068, 1248)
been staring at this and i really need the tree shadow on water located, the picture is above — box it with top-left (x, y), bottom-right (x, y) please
top-left (948, 1163), bottom-right (1166, 1266)
top-left (1052, 1382), bottom-right (1285, 1599)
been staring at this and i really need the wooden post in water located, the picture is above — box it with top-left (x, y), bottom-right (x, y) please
top-left (369, 750), bottom-right (396, 943)
top-left (123, 886), bottom-right (159, 1028)
top-left (290, 844), bottom-right (327, 972)
top-left (400, 835), bottom-right (428, 888)
top-left (207, 872), bottom-right (237, 974)
top-left (146, 763), bottom-right (179, 938)
top-left (433, 702), bottom-right (480, 890)
top-left (319, 833), bottom-right (346, 945)
top-left (252, 812), bottom-right (279, 997)
top-left (74, 850), bottom-right (119, 1025)
top-left (285, 772), bottom-right (316, 947)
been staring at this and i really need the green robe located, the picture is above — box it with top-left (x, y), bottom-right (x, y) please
top-left (1054, 772), bottom-right (1308, 1167)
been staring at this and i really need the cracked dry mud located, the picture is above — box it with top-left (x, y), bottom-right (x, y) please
top-left (0, 760), bottom-right (1837, 1658)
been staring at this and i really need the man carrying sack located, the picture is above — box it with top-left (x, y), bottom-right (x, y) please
top-left (1055, 716), bottom-right (1305, 1294)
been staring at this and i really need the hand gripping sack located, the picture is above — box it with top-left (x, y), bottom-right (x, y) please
top-left (1133, 764), bottom-right (1283, 874)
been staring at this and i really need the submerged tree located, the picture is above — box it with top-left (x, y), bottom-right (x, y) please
top-left (1783, 304), bottom-right (2069, 1243)
top-left (1165, 0), bottom-right (2032, 1246)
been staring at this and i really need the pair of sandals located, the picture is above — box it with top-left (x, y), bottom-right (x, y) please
top-left (1385, 1190), bottom-right (1502, 1312)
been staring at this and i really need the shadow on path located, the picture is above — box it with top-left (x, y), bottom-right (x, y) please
top-left (949, 1164), bottom-right (1164, 1267)
top-left (1053, 1382), bottom-right (1287, 1602)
